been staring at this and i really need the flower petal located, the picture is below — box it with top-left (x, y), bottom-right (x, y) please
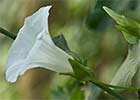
top-left (6, 5), bottom-right (72, 83)
top-left (111, 40), bottom-right (140, 87)
top-left (25, 32), bottom-right (73, 73)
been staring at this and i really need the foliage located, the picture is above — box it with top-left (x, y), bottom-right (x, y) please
top-left (51, 80), bottom-right (84, 100)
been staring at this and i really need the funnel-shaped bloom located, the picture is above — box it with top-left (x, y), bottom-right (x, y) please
top-left (6, 6), bottom-right (73, 83)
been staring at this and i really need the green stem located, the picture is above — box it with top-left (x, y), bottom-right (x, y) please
top-left (0, 27), bottom-right (16, 40)
top-left (90, 80), bottom-right (127, 100)
top-left (91, 80), bottom-right (140, 91)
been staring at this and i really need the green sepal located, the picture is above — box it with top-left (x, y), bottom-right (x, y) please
top-left (68, 58), bottom-right (94, 82)
top-left (53, 34), bottom-right (70, 52)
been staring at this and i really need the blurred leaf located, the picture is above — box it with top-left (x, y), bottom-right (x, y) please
top-left (68, 58), bottom-right (94, 82)
top-left (53, 34), bottom-right (70, 52)
top-left (86, 0), bottom-right (112, 31)
top-left (86, 0), bottom-right (135, 31)
top-left (51, 80), bottom-right (84, 100)
top-left (103, 6), bottom-right (140, 44)
top-left (83, 58), bottom-right (88, 66)
top-left (70, 82), bottom-right (85, 100)
top-left (52, 87), bottom-right (69, 100)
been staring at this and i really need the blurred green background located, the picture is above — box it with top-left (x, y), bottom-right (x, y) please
top-left (0, 0), bottom-right (140, 100)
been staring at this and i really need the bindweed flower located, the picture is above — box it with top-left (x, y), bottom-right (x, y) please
top-left (6, 5), bottom-right (73, 83)
top-left (111, 40), bottom-right (140, 87)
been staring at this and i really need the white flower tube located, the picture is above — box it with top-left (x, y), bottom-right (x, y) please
top-left (6, 6), bottom-right (73, 83)
top-left (111, 40), bottom-right (140, 87)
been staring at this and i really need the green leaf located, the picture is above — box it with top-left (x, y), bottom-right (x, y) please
top-left (51, 80), bottom-right (84, 100)
top-left (103, 6), bottom-right (140, 44)
top-left (52, 34), bottom-right (85, 65)
top-left (68, 51), bottom-right (84, 64)
top-left (115, 25), bottom-right (139, 44)
top-left (53, 34), bottom-right (70, 52)
top-left (70, 82), bottom-right (85, 100)
top-left (51, 87), bottom-right (69, 100)
top-left (68, 58), bottom-right (94, 82)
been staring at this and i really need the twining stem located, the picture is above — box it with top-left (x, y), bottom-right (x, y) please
top-left (90, 80), bottom-right (127, 100)
top-left (90, 79), bottom-right (140, 91)
top-left (60, 73), bottom-right (127, 99)
top-left (0, 27), bottom-right (16, 40)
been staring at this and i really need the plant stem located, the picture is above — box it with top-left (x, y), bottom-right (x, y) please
top-left (0, 27), bottom-right (16, 40)
top-left (90, 80), bottom-right (127, 100)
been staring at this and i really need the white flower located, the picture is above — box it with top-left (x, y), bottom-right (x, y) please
top-left (6, 5), bottom-right (73, 83)
top-left (111, 40), bottom-right (140, 87)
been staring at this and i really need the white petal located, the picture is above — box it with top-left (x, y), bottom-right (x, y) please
top-left (25, 31), bottom-right (73, 73)
top-left (6, 5), bottom-right (72, 83)
top-left (111, 40), bottom-right (140, 87)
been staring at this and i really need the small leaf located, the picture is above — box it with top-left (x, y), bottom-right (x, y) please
top-left (115, 25), bottom-right (139, 44)
top-left (103, 6), bottom-right (140, 44)
top-left (53, 34), bottom-right (70, 52)
top-left (51, 80), bottom-right (84, 100)
top-left (83, 58), bottom-right (88, 66)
